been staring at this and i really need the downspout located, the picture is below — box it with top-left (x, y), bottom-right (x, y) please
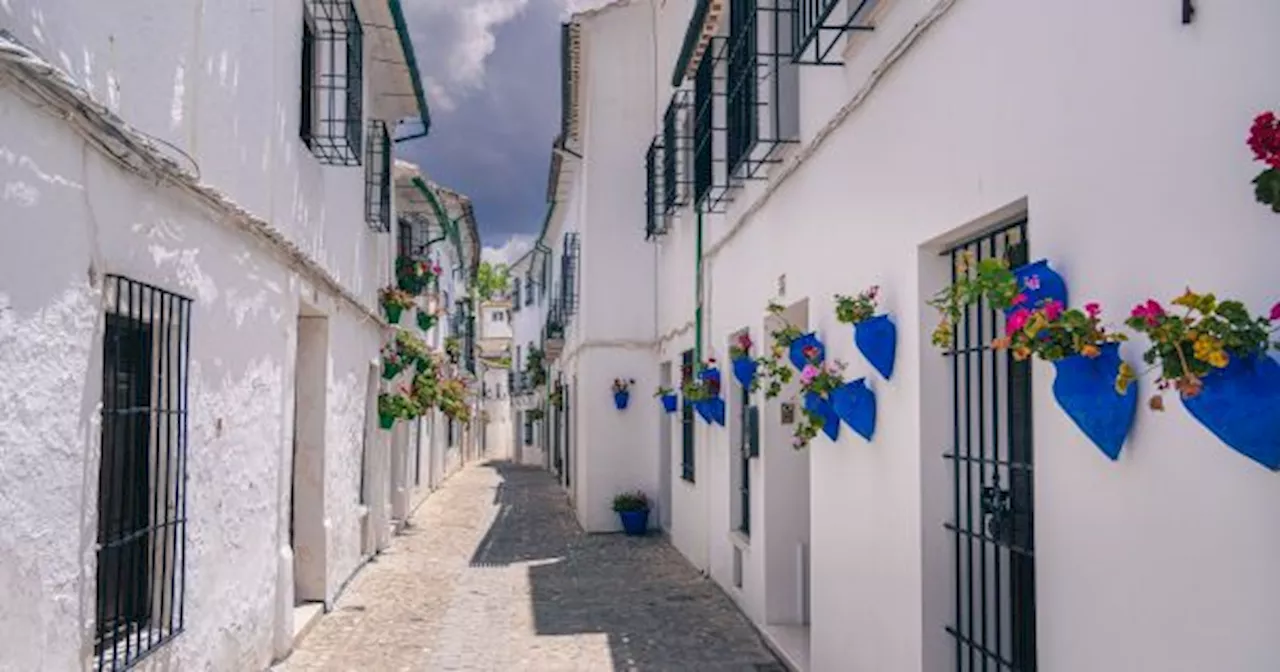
top-left (695, 208), bottom-right (704, 364)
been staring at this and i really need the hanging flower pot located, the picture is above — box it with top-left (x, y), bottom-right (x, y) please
top-left (1051, 343), bottom-right (1137, 461)
top-left (382, 360), bottom-right (404, 381)
top-left (694, 399), bottom-right (714, 425)
top-left (416, 310), bottom-right (436, 331)
top-left (378, 413), bottom-right (395, 430)
top-left (732, 357), bottom-right (758, 389)
top-left (788, 333), bottom-right (825, 371)
top-left (614, 390), bottom-right (631, 410)
top-left (1007, 260), bottom-right (1068, 315)
top-left (384, 304), bottom-right (404, 324)
top-left (854, 314), bottom-right (897, 380)
top-left (829, 378), bottom-right (876, 441)
top-left (705, 397), bottom-right (726, 426)
top-left (803, 391), bottom-right (839, 442)
top-left (1182, 354), bottom-right (1280, 470)
top-left (660, 393), bottom-right (678, 413)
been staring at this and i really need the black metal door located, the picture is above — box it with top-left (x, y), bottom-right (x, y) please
top-left (943, 220), bottom-right (1037, 672)
top-left (563, 381), bottom-right (572, 488)
top-left (738, 380), bottom-right (756, 535)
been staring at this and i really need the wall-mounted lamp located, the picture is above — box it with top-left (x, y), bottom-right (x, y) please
top-left (1182, 0), bottom-right (1195, 24)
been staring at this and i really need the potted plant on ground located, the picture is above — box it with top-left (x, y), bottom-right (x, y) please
top-left (655, 385), bottom-right (678, 413)
top-left (729, 332), bottom-right (758, 390)
top-left (612, 490), bottom-right (650, 536)
top-left (379, 287), bottom-right (415, 324)
top-left (836, 285), bottom-right (897, 380)
top-left (1117, 290), bottom-right (1280, 468)
top-left (612, 378), bottom-right (635, 410)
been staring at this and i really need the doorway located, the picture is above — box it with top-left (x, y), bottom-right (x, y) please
top-left (291, 311), bottom-right (328, 606)
top-left (658, 361), bottom-right (673, 532)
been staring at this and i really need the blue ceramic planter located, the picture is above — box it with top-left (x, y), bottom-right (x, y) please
top-left (614, 390), bottom-right (630, 410)
top-left (661, 393), bottom-right (678, 413)
top-left (803, 391), bottom-right (839, 442)
top-left (788, 333), bottom-right (826, 371)
top-left (854, 314), bottom-right (897, 380)
top-left (1051, 344), bottom-right (1137, 461)
top-left (829, 379), bottom-right (876, 441)
top-left (1182, 354), bottom-right (1280, 470)
top-left (619, 509), bottom-right (649, 536)
top-left (705, 397), bottom-right (726, 426)
top-left (694, 399), bottom-right (713, 424)
top-left (732, 357), bottom-right (758, 389)
top-left (1009, 259), bottom-right (1068, 314)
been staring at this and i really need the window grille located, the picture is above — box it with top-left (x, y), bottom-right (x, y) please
top-left (662, 92), bottom-right (693, 215)
top-left (524, 411), bottom-right (535, 445)
top-left (559, 232), bottom-right (580, 320)
top-left (645, 139), bottom-right (665, 239)
top-left (726, 0), bottom-right (799, 181)
top-left (301, 0), bottom-right (364, 166)
top-left (941, 220), bottom-right (1037, 672)
top-left (512, 281), bottom-right (521, 312)
top-left (692, 46), bottom-right (717, 209)
top-left (792, 0), bottom-right (878, 66)
top-left (681, 350), bottom-right (696, 481)
top-left (737, 366), bottom-right (758, 535)
top-left (364, 120), bottom-right (391, 231)
top-left (525, 277), bottom-right (534, 306)
top-left (96, 275), bottom-right (191, 671)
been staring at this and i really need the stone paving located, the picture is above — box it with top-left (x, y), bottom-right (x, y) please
top-left (276, 461), bottom-right (784, 672)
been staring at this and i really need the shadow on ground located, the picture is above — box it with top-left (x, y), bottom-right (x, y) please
top-left (468, 460), bottom-right (783, 671)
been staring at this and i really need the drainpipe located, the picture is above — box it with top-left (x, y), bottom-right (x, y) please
top-left (695, 208), bottom-right (704, 364)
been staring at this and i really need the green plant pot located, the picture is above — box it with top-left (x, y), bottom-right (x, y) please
top-left (378, 413), bottom-right (395, 430)
top-left (382, 361), bottom-right (404, 380)
top-left (384, 304), bottom-right (404, 324)
top-left (417, 311), bottom-right (435, 331)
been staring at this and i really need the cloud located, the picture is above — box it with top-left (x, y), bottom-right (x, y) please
top-left (560, 0), bottom-right (616, 15)
top-left (482, 234), bottom-right (535, 266)
top-left (400, 0), bottom-right (533, 111)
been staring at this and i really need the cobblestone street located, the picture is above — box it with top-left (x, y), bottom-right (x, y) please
top-left (276, 462), bottom-right (783, 671)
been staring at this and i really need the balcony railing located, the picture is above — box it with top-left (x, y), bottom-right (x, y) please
top-left (792, 0), bottom-right (877, 66)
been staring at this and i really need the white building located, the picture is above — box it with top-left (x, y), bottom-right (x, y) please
top-left (538, 1), bottom-right (1280, 671)
top-left (0, 2), bottom-right (480, 670)
top-left (477, 298), bottom-right (515, 461)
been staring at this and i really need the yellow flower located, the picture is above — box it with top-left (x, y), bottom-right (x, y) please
top-left (1193, 334), bottom-right (1225, 367)
top-left (1207, 351), bottom-right (1229, 369)
top-left (1080, 344), bottom-right (1101, 359)
top-left (1115, 362), bottom-right (1136, 394)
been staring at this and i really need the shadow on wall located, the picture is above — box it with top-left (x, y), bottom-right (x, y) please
top-left (469, 461), bottom-right (784, 671)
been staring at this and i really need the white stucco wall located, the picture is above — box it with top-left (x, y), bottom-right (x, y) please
top-left (567, 0), bottom-right (1280, 671)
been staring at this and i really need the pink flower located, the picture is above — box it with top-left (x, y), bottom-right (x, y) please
top-left (1270, 301), bottom-right (1280, 322)
top-left (1131, 300), bottom-right (1165, 328)
top-left (800, 364), bottom-right (819, 386)
top-left (1085, 302), bottom-right (1101, 319)
top-left (1042, 300), bottom-right (1064, 322)
top-left (1011, 293), bottom-right (1028, 306)
top-left (802, 345), bottom-right (819, 362)
top-left (1006, 308), bottom-right (1030, 336)
top-left (1023, 275), bottom-right (1041, 291)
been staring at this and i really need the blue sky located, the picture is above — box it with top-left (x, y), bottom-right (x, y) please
top-left (395, 0), bottom-right (608, 264)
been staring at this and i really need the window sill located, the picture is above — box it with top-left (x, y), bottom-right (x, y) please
top-left (729, 529), bottom-right (750, 550)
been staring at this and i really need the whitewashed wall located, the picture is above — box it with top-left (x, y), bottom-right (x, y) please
top-left (640, 0), bottom-right (1280, 671)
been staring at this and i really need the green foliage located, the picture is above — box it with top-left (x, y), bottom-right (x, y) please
top-left (378, 392), bottom-right (420, 420)
top-left (611, 490), bottom-right (650, 512)
top-left (927, 254), bottom-right (1018, 348)
top-left (475, 261), bottom-right (511, 301)
top-left (834, 286), bottom-right (880, 326)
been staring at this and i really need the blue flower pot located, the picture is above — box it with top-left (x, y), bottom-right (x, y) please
top-left (619, 509), bottom-right (649, 536)
top-left (1182, 354), bottom-right (1280, 470)
top-left (1051, 344), bottom-right (1137, 461)
top-left (1008, 259), bottom-right (1068, 314)
top-left (694, 399), bottom-right (714, 424)
top-left (829, 378), bottom-right (876, 441)
top-left (854, 314), bottom-right (897, 380)
top-left (661, 393), bottom-right (678, 413)
top-left (803, 391), bottom-right (839, 442)
top-left (706, 397), bottom-right (726, 426)
top-left (788, 333), bottom-right (825, 371)
top-left (614, 390), bottom-right (630, 410)
top-left (732, 357), bottom-right (758, 389)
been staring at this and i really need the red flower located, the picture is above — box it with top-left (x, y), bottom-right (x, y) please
top-left (1270, 301), bottom-right (1280, 322)
top-left (802, 345), bottom-right (819, 362)
top-left (1131, 300), bottom-right (1165, 328)
top-left (1084, 302), bottom-right (1101, 319)
top-left (1249, 111), bottom-right (1280, 169)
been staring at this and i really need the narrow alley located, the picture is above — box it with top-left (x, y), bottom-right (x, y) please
top-left (276, 463), bottom-right (784, 672)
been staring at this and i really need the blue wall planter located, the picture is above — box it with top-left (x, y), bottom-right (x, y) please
top-left (829, 378), bottom-right (877, 441)
top-left (618, 509), bottom-right (649, 536)
top-left (614, 390), bottom-right (630, 410)
top-left (732, 357), bottom-right (758, 389)
top-left (1051, 343), bottom-right (1137, 461)
top-left (694, 399), bottom-right (712, 424)
top-left (706, 397), bottom-right (726, 425)
top-left (1182, 354), bottom-right (1280, 470)
top-left (788, 333), bottom-right (826, 371)
top-left (1009, 259), bottom-right (1068, 314)
top-left (661, 393), bottom-right (678, 413)
top-left (854, 315), bottom-right (897, 380)
top-left (803, 391), bottom-right (840, 442)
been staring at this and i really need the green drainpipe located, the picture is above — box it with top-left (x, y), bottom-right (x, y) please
top-left (695, 208), bottom-right (704, 365)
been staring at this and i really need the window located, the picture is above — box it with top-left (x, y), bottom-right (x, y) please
top-left (300, 0), bottom-right (365, 166)
top-left (513, 281), bottom-right (521, 311)
top-left (524, 411), bottom-right (534, 445)
top-left (792, 0), bottom-right (879, 65)
top-left (525, 277), bottom-right (534, 306)
top-left (681, 349), bottom-right (695, 482)
top-left (560, 232), bottom-right (580, 319)
top-left (693, 49), bottom-right (714, 208)
top-left (96, 276), bottom-right (191, 669)
top-left (364, 120), bottom-right (391, 231)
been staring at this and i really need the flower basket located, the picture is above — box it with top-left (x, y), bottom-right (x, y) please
top-left (732, 357), bottom-right (758, 389)
top-left (788, 333), bottom-right (825, 371)
top-left (660, 393), bottom-right (678, 413)
top-left (854, 314), bottom-right (897, 380)
top-left (1051, 343), bottom-right (1137, 461)
top-left (1007, 260), bottom-right (1068, 316)
top-left (1181, 354), bottom-right (1280, 470)
top-left (384, 304), bottom-right (404, 324)
top-left (382, 361), bottom-right (404, 381)
top-left (829, 378), bottom-right (876, 441)
top-left (378, 413), bottom-right (395, 430)
top-left (416, 310), bottom-right (436, 331)
top-left (614, 390), bottom-right (630, 410)
top-left (803, 391), bottom-right (839, 442)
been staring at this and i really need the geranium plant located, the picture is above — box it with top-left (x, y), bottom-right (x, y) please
top-left (681, 377), bottom-right (710, 402)
top-left (379, 286), bottom-right (415, 323)
top-left (380, 341), bottom-right (409, 379)
top-left (1117, 290), bottom-right (1279, 408)
top-left (444, 336), bottom-right (461, 363)
top-left (654, 385), bottom-right (675, 398)
top-left (992, 299), bottom-right (1127, 362)
top-left (526, 347), bottom-right (547, 386)
top-left (755, 302), bottom-right (800, 398)
top-left (612, 378), bottom-right (635, 395)
top-left (1248, 111), bottom-right (1280, 213)
top-left (377, 390), bottom-right (421, 428)
top-left (410, 370), bottom-right (439, 409)
top-left (550, 384), bottom-right (565, 410)
top-left (395, 256), bottom-right (441, 294)
top-left (834, 285), bottom-right (880, 326)
top-left (928, 253), bottom-right (1020, 348)
top-left (765, 301), bottom-right (803, 348)
top-left (729, 332), bottom-right (753, 361)
top-left (436, 376), bottom-right (472, 422)
top-left (395, 329), bottom-right (430, 368)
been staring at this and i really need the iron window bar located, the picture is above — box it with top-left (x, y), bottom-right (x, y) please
top-left (302, 0), bottom-right (364, 166)
top-left (680, 350), bottom-right (696, 481)
top-left (559, 232), bottom-right (580, 321)
top-left (661, 91), bottom-right (694, 216)
top-left (364, 120), bottom-right (391, 231)
top-left (940, 219), bottom-right (1037, 672)
top-left (645, 139), bottom-right (664, 239)
top-left (726, 0), bottom-right (800, 183)
top-left (96, 275), bottom-right (191, 672)
top-left (791, 0), bottom-right (878, 66)
top-left (692, 38), bottom-right (735, 214)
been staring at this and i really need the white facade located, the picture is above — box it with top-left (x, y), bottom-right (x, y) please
top-left (549, 1), bottom-right (1280, 671)
top-left (0, 3), bottom-right (480, 670)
